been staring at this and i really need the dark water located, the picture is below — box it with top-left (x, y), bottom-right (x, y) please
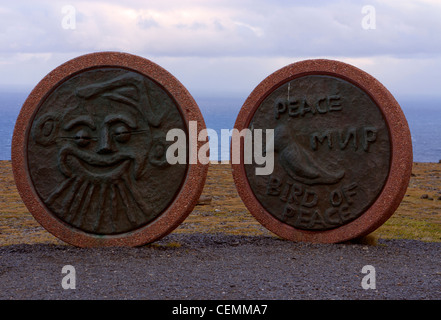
top-left (0, 92), bottom-right (440, 162)
top-left (398, 97), bottom-right (441, 162)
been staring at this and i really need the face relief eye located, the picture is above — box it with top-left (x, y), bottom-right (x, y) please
top-left (114, 125), bottom-right (131, 143)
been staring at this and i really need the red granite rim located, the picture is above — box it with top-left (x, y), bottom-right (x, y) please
top-left (11, 51), bottom-right (208, 247)
top-left (231, 59), bottom-right (413, 243)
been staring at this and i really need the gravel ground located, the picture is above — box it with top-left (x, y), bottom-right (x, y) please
top-left (0, 233), bottom-right (439, 300)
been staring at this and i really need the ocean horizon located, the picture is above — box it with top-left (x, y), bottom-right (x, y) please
top-left (0, 91), bottom-right (440, 163)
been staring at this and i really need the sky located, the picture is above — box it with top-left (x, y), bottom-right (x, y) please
top-left (0, 0), bottom-right (441, 100)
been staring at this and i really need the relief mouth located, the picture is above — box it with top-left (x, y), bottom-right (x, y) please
top-left (72, 156), bottom-right (130, 179)
top-left (58, 145), bottom-right (132, 180)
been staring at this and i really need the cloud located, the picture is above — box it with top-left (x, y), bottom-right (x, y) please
top-left (1, 0), bottom-right (440, 58)
top-left (0, 0), bottom-right (440, 97)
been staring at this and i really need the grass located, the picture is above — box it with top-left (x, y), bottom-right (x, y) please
top-left (370, 162), bottom-right (441, 242)
top-left (0, 160), bottom-right (439, 246)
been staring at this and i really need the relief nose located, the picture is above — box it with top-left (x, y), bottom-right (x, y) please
top-left (97, 127), bottom-right (115, 154)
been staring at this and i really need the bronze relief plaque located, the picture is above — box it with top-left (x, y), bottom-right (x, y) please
top-left (245, 75), bottom-right (391, 231)
top-left (232, 59), bottom-right (412, 243)
top-left (12, 52), bottom-right (208, 247)
top-left (27, 68), bottom-right (187, 235)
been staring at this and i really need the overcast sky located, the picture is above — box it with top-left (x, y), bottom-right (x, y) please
top-left (1, 0), bottom-right (440, 100)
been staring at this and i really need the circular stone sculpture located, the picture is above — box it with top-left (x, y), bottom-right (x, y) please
top-left (231, 59), bottom-right (412, 243)
top-left (12, 52), bottom-right (208, 247)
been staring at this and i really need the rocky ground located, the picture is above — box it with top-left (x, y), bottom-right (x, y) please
top-left (0, 234), bottom-right (439, 300)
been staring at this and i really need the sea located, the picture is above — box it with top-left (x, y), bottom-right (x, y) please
top-left (0, 91), bottom-right (440, 162)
